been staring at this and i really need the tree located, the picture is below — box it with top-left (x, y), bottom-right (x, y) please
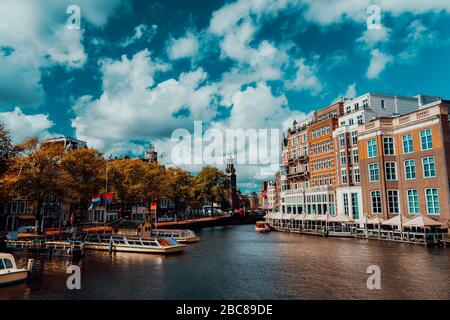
top-left (165, 167), bottom-right (193, 220)
top-left (107, 159), bottom-right (167, 216)
top-left (0, 122), bottom-right (14, 177)
top-left (192, 167), bottom-right (228, 215)
top-left (4, 137), bottom-right (65, 233)
top-left (60, 148), bottom-right (106, 223)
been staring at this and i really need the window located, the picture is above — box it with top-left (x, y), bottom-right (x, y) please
top-left (422, 157), bottom-right (436, 178)
top-left (352, 149), bottom-right (359, 163)
top-left (407, 190), bottom-right (419, 214)
top-left (367, 140), bottom-right (377, 158)
top-left (357, 114), bottom-right (363, 124)
top-left (383, 137), bottom-right (395, 155)
top-left (420, 129), bottom-right (433, 150)
top-left (339, 133), bottom-right (345, 147)
top-left (385, 162), bottom-right (397, 181)
top-left (343, 194), bottom-right (349, 216)
top-left (340, 151), bottom-right (346, 165)
top-left (404, 160), bottom-right (416, 180)
top-left (351, 131), bottom-right (358, 145)
top-left (0, 259), bottom-right (4, 270)
top-left (369, 163), bottom-right (379, 182)
top-left (371, 191), bottom-right (382, 214)
top-left (341, 169), bottom-right (347, 184)
top-left (354, 103), bottom-right (360, 111)
top-left (363, 99), bottom-right (369, 108)
top-left (387, 190), bottom-right (399, 214)
top-left (351, 193), bottom-right (359, 219)
top-left (402, 133), bottom-right (413, 154)
top-left (425, 189), bottom-right (440, 215)
top-left (354, 168), bottom-right (360, 183)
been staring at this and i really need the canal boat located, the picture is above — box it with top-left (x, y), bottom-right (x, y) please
top-left (0, 253), bottom-right (29, 286)
top-left (151, 229), bottom-right (200, 243)
top-left (255, 221), bottom-right (271, 233)
top-left (83, 234), bottom-right (186, 254)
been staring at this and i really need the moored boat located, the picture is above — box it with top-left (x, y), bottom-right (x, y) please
top-left (83, 234), bottom-right (186, 254)
top-left (255, 221), bottom-right (271, 233)
top-left (0, 253), bottom-right (29, 286)
top-left (151, 229), bottom-right (200, 243)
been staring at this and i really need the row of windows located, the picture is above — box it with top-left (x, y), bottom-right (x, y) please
top-left (312, 157), bottom-right (332, 171)
top-left (340, 114), bottom-right (364, 127)
top-left (341, 168), bottom-right (360, 184)
top-left (368, 157), bottom-right (436, 182)
top-left (371, 189), bottom-right (440, 215)
top-left (338, 131), bottom-right (358, 148)
top-left (311, 125), bottom-right (331, 139)
top-left (290, 133), bottom-right (308, 146)
top-left (311, 139), bottom-right (333, 155)
top-left (312, 174), bottom-right (333, 186)
top-left (340, 149), bottom-right (359, 165)
top-left (367, 128), bottom-right (434, 158)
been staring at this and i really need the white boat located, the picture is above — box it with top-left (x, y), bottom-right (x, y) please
top-left (255, 221), bottom-right (271, 233)
top-left (83, 234), bottom-right (186, 254)
top-left (151, 229), bottom-right (200, 243)
top-left (0, 253), bottom-right (29, 286)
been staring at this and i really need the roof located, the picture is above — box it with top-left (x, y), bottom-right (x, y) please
top-left (382, 215), bottom-right (404, 226)
top-left (367, 217), bottom-right (385, 224)
top-left (402, 215), bottom-right (442, 228)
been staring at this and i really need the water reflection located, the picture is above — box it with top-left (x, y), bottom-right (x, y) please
top-left (0, 225), bottom-right (449, 300)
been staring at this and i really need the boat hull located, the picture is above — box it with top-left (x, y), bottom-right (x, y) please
top-left (0, 270), bottom-right (28, 287)
top-left (83, 243), bottom-right (185, 254)
top-left (177, 236), bottom-right (200, 243)
top-left (255, 227), bottom-right (270, 233)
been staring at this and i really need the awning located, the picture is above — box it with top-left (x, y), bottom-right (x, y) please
top-left (402, 215), bottom-right (442, 228)
top-left (329, 215), bottom-right (354, 223)
top-left (305, 214), bottom-right (327, 221)
top-left (367, 217), bottom-right (385, 225)
top-left (294, 214), bottom-right (306, 220)
top-left (382, 215), bottom-right (406, 226)
top-left (355, 216), bottom-right (369, 225)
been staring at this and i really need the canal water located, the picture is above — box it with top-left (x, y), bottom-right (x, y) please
top-left (1, 224), bottom-right (449, 299)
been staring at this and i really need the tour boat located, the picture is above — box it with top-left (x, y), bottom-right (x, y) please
top-left (83, 234), bottom-right (186, 254)
top-left (255, 221), bottom-right (271, 233)
top-left (0, 253), bottom-right (29, 286)
top-left (151, 229), bottom-right (200, 243)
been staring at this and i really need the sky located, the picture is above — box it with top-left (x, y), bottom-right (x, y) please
top-left (1, 0), bottom-right (450, 192)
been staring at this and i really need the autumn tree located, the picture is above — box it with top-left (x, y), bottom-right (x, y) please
top-left (60, 148), bottom-right (106, 223)
top-left (192, 167), bottom-right (228, 214)
top-left (107, 159), bottom-right (167, 216)
top-left (165, 167), bottom-right (193, 219)
top-left (5, 137), bottom-right (65, 232)
top-left (0, 122), bottom-right (14, 177)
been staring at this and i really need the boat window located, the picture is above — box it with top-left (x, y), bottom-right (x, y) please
top-left (0, 259), bottom-right (5, 269)
top-left (4, 259), bottom-right (13, 268)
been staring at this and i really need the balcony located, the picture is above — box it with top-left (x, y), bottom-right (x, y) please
top-left (287, 171), bottom-right (309, 179)
top-left (288, 154), bottom-right (308, 164)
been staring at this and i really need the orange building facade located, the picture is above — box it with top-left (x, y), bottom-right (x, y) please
top-left (359, 100), bottom-right (450, 227)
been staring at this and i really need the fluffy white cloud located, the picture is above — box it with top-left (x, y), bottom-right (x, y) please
top-left (167, 32), bottom-right (200, 60)
top-left (285, 58), bottom-right (323, 95)
top-left (366, 49), bottom-right (392, 79)
top-left (0, 107), bottom-right (54, 143)
top-left (0, 0), bottom-right (123, 108)
top-left (72, 50), bottom-right (218, 154)
top-left (302, 0), bottom-right (450, 26)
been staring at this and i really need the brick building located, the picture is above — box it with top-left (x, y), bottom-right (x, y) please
top-left (359, 100), bottom-right (450, 227)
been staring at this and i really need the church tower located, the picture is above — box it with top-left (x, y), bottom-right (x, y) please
top-left (144, 142), bottom-right (158, 163)
top-left (225, 154), bottom-right (237, 211)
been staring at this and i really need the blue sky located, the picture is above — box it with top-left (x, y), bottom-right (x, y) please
top-left (1, 0), bottom-right (450, 191)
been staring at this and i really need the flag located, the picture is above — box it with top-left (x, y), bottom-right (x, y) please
top-left (92, 195), bottom-right (101, 203)
top-left (103, 193), bottom-right (113, 203)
